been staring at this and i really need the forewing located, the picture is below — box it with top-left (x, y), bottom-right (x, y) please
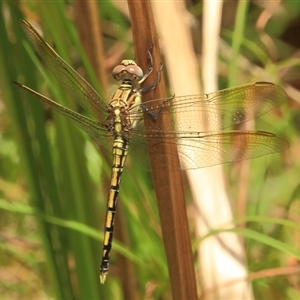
top-left (20, 19), bottom-right (107, 122)
top-left (129, 82), bottom-right (287, 132)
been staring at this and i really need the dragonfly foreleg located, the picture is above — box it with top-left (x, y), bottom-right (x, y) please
top-left (139, 46), bottom-right (163, 92)
top-left (140, 64), bottom-right (163, 94)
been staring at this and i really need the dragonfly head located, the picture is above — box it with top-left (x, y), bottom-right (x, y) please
top-left (112, 60), bottom-right (144, 82)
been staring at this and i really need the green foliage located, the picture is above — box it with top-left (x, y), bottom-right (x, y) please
top-left (0, 1), bottom-right (299, 299)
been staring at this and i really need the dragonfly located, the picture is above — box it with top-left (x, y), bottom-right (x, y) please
top-left (15, 20), bottom-right (289, 284)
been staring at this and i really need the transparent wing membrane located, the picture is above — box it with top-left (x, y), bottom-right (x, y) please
top-left (20, 20), bottom-right (108, 121)
top-left (16, 20), bottom-right (289, 172)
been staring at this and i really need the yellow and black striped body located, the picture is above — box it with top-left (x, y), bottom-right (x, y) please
top-left (99, 136), bottom-right (129, 283)
top-left (99, 66), bottom-right (143, 284)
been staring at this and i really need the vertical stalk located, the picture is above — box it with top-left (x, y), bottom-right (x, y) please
top-left (228, 0), bottom-right (250, 86)
top-left (127, 1), bottom-right (198, 299)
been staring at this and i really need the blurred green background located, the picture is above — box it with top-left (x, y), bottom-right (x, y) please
top-left (0, 1), bottom-right (299, 299)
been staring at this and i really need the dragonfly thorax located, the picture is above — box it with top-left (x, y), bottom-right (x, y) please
top-left (105, 105), bottom-right (134, 141)
top-left (106, 80), bottom-right (142, 140)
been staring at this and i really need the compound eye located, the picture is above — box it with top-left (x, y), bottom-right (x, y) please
top-left (125, 65), bottom-right (144, 78)
top-left (112, 65), bottom-right (125, 76)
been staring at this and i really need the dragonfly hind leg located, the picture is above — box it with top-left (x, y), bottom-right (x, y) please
top-left (140, 95), bottom-right (174, 120)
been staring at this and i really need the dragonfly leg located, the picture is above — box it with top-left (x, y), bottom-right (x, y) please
top-left (139, 45), bottom-right (154, 84)
top-left (140, 95), bottom-right (174, 120)
top-left (139, 46), bottom-right (163, 92)
top-left (140, 63), bottom-right (163, 93)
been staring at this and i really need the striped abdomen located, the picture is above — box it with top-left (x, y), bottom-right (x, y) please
top-left (99, 137), bottom-right (129, 284)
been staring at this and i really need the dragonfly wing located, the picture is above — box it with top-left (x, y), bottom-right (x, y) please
top-left (131, 82), bottom-right (287, 131)
top-left (14, 82), bottom-right (113, 154)
top-left (20, 19), bottom-right (107, 122)
top-left (130, 127), bottom-right (289, 170)
top-left (174, 130), bottom-right (289, 169)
